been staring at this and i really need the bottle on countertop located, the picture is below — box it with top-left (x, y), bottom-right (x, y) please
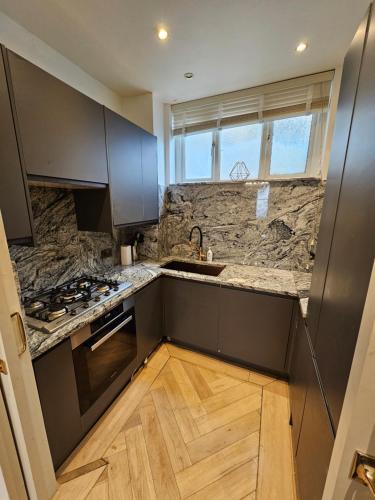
top-left (207, 247), bottom-right (213, 262)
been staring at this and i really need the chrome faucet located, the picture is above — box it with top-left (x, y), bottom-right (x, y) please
top-left (189, 226), bottom-right (205, 261)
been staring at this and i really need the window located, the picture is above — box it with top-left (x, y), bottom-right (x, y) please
top-left (174, 112), bottom-right (324, 183)
top-left (220, 123), bottom-right (262, 180)
top-left (184, 131), bottom-right (213, 180)
top-left (171, 71), bottom-right (333, 183)
top-left (269, 115), bottom-right (312, 176)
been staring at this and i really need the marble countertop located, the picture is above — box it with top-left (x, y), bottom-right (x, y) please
top-left (27, 258), bottom-right (311, 360)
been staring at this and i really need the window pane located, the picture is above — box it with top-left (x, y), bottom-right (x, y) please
top-left (184, 131), bottom-right (213, 180)
top-left (270, 115), bottom-right (312, 175)
top-left (220, 123), bottom-right (262, 180)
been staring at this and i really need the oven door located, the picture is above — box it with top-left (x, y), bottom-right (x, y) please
top-left (72, 307), bottom-right (137, 415)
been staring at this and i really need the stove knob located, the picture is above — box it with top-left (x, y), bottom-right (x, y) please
top-left (104, 291), bottom-right (111, 296)
top-left (83, 302), bottom-right (90, 309)
top-left (113, 286), bottom-right (119, 291)
top-left (94, 296), bottom-right (100, 302)
top-left (70, 310), bottom-right (77, 316)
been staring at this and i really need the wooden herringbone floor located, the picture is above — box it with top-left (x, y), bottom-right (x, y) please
top-left (55, 344), bottom-right (296, 500)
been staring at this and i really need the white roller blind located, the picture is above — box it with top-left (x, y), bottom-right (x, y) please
top-left (172, 71), bottom-right (334, 135)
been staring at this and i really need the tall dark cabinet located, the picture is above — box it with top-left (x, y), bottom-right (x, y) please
top-left (307, 11), bottom-right (370, 346)
top-left (290, 5), bottom-right (375, 500)
top-left (309, 4), bottom-right (375, 432)
top-left (0, 46), bottom-right (33, 243)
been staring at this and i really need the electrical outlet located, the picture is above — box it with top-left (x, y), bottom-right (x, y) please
top-left (101, 248), bottom-right (113, 259)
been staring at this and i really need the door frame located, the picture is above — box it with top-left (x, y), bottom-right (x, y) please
top-left (0, 380), bottom-right (27, 499)
top-left (0, 213), bottom-right (56, 500)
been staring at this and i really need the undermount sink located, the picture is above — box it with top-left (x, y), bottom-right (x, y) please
top-left (161, 260), bottom-right (226, 277)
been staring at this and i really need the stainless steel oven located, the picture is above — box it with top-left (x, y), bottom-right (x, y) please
top-left (71, 298), bottom-right (137, 416)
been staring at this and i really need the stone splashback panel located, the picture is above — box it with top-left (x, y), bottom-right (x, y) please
top-left (135, 180), bottom-right (325, 272)
top-left (9, 187), bottom-right (117, 295)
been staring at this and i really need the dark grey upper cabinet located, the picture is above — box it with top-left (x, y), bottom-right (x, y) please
top-left (0, 47), bottom-right (33, 243)
top-left (105, 108), bottom-right (144, 225)
top-left (295, 358), bottom-right (334, 500)
top-left (218, 287), bottom-right (294, 373)
top-left (163, 277), bottom-right (220, 352)
top-left (135, 279), bottom-right (162, 363)
top-left (7, 50), bottom-right (108, 184)
top-left (142, 131), bottom-right (159, 221)
top-left (313, 6), bottom-right (375, 431)
top-left (308, 10), bottom-right (370, 345)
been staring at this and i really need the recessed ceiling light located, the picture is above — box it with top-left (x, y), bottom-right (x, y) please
top-left (184, 72), bottom-right (194, 79)
top-left (158, 28), bottom-right (168, 40)
top-left (296, 42), bottom-right (308, 53)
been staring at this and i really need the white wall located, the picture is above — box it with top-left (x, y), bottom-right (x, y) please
top-left (0, 11), bottom-right (123, 114)
top-left (122, 93), bottom-right (154, 133)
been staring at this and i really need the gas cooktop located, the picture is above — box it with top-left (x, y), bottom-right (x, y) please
top-left (24, 275), bottom-right (132, 334)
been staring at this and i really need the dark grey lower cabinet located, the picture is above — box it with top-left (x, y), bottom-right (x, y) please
top-left (289, 314), bottom-right (312, 455)
top-left (33, 339), bottom-right (82, 469)
top-left (163, 277), bottom-right (220, 352)
top-left (218, 287), bottom-right (294, 372)
top-left (295, 359), bottom-right (334, 500)
top-left (135, 279), bottom-right (163, 363)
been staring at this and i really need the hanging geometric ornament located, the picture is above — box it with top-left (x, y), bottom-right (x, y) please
top-left (229, 161), bottom-right (250, 181)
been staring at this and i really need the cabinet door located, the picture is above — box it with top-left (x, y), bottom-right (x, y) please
top-left (8, 50), bottom-right (108, 183)
top-left (135, 278), bottom-right (162, 362)
top-left (33, 339), bottom-right (82, 469)
top-left (314, 6), bottom-right (375, 431)
top-left (163, 278), bottom-right (219, 352)
top-left (308, 11), bottom-right (370, 346)
top-left (218, 287), bottom-right (294, 372)
top-left (296, 360), bottom-right (334, 500)
top-left (289, 314), bottom-right (313, 455)
top-left (0, 48), bottom-right (32, 242)
top-left (142, 131), bottom-right (159, 221)
top-left (105, 108), bottom-right (144, 225)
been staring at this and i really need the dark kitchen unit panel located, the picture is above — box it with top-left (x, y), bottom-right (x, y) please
top-left (7, 50), bottom-right (108, 184)
top-left (312, 5), bottom-right (375, 431)
top-left (295, 358), bottom-right (334, 500)
top-left (307, 10), bottom-right (370, 346)
top-left (163, 277), bottom-right (220, 353)
top-left (105, 108), bottom-right (143, 225)
top-left (105, 108), bottom-right (159, 226)
top-left (141, 131), bottom-right (159, 222)
top-left (33, 339), bottom-right (82, 469)
top-left (289, 313), bottom-right (314, 456)
top-left (218, 287), bottom-right (294, 373)
top-left (0, 46), bottom-right (33, 243)
top-left (135, 279), bottom-right (163, 363)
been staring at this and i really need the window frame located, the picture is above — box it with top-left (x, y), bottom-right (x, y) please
top-left (174, 111), bottom-right (325, 183)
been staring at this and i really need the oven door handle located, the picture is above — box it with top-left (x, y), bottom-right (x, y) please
top-left (90, 315), bottom-right (133, 352)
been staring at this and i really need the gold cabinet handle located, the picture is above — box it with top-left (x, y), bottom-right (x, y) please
top-left (357, 463), bottom-right (375, 497)
top-left (11, 312), bottom-right (27, 355)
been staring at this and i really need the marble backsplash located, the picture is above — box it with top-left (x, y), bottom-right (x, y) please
top-left (9, 187), bottom-right (117, 296)
top-left (134, 179), bottom-right (325, 272)
top-left (10, 179), bottom-right (324, 295)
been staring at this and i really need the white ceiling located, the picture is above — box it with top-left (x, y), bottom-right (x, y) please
top-left (0, 0), bottom-right (370, 103)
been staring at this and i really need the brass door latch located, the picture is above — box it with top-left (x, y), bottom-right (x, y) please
top-left (351, 451), bottom-right (375, 497)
